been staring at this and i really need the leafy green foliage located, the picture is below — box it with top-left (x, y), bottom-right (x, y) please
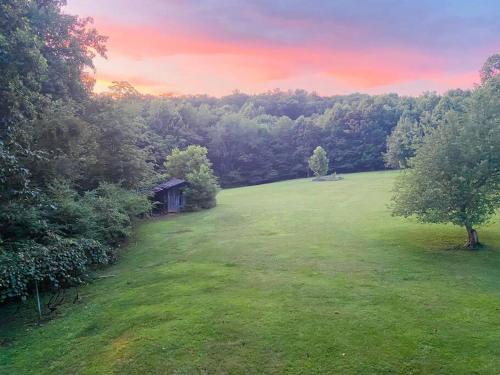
top-left (0, 182), bottom-right (151, 302)
top-left (133, 92), bottom-right (412, 187)
top-left (165, 145), bottom-right (220, 210)
top-left (392, 77), bottom-right (500, 246)
top-left (0, 1), bottom-right (154, 304)
top-left (0, 0), bottom-right (106, 133)
top-left (83, 97), bottom-right (153, 189)
top-left (384, 91), bottom-right (471, 169)
top-left (207, 113), bottom-right (277, 186)
top-left (480, 53), bottom-right (500, 85)
top-left (82, 183), bottom-right (152, 245)
top-left (384, 116), bottom-right (423, 168)
top-left (185, 164), bottom-right (220, 210)
top-left (308, 146), bottom-right (329, 177)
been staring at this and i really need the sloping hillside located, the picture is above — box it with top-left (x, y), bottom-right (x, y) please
top-left (2, 171), bottom-right (500, 374)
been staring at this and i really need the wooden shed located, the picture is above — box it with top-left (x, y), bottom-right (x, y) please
top-left (152, 178), bottom-right (187, 213)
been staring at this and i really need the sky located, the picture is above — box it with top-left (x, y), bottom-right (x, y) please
top-left (65, 0), bottom-right (500, 97)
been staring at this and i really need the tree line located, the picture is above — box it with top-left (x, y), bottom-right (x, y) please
top-left (108, 82), bottom-right (475, 188)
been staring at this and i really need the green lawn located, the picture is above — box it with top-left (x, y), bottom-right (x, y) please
top-left (2, 171), bottom-right (500, 374)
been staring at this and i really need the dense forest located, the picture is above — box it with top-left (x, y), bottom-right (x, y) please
top-left (103, 83), bottom-right (472, 187)
top-left (0, 0), bottom-right (497, 304)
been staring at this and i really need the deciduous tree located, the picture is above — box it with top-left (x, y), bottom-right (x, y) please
top-left (392, 77), bottom-right (500, 248)
top-left (480, 53), bottom-right (500, 85)
top-left (165, 145), bottom-right (219, 210)
top-left (308, 146), bottom-right (329, 177)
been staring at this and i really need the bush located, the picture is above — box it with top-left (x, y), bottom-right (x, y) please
top-left (0, 238), bottom-right (106, 302)
top-left (165, 145), bottom-right (220, 211)
top-left (0, 182), bottom-right (151, 303)
top-left (185, 164), bottom-right (219, 210)
top-left (82, 183), bottom-right (151, 245)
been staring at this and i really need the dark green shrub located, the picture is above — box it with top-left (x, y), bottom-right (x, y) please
top-left (83, 183), bottom-right (152, 245)
top-left (0, 238), bottom-right (106, 302)
top-left (164, 145), bottom-right (220, 211)
top-left (185, 164), bottom-right (219, 210)
top-left (0, 182), bottom-right (151, 303)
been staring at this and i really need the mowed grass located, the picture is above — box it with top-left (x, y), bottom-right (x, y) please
top-left (2, 171), bottom-right (500, 374)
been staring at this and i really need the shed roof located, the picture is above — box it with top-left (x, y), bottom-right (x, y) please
top-left (152, 178), bottom-right (186, 193)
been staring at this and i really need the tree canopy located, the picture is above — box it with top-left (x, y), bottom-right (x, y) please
top-left (480, 53), bottom-right (500, 85)
top-left (165, 145), bottom-right (220, 210)
top-left (309, 146), bottom-right (329, 177)
top-left (392, 76), bottom-right (500, 248)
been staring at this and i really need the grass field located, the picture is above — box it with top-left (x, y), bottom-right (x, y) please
top-left (2, 171), bottom-right (500, 374)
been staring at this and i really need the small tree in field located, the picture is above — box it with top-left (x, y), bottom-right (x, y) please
top-left (392, 77), bottom-right (500, 249)
top-left (309, 146), bottom-right (329, 177)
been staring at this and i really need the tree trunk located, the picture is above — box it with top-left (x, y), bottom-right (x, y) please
top-left (465, 226), bottom-right (479, 249)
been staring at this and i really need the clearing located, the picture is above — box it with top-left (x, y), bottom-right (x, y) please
top-left (2, 171), bottom-right (500, 374)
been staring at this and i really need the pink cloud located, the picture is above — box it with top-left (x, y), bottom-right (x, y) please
top-left (84, 17), bottom-right (479, 96)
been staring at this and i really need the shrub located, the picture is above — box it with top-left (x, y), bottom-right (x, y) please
top-left (165, 145), bottom-right (220, 211)
top-left (185, 164), bottom-right (219, 210)
top-left (0, 182), bottom-right (151, 303)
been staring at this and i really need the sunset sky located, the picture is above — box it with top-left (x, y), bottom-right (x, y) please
top-left (65, 0), bottom-right (500, 97)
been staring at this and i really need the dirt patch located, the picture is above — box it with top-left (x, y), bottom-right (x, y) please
top-left (165, 228), bottom-right (193, 235)
top-left (312, 174), bottom-right (344, 182)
